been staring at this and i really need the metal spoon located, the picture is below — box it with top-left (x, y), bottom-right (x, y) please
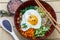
top-left (0, 17), bottom-right (19, 40)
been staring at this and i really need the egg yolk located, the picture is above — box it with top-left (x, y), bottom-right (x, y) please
top-left (28, 14), bottom-right (38, 25)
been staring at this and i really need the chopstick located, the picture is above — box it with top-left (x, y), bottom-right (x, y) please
top-left (34, 0), bottom-right (60, 33)
top-left (35, 0), bottom-right (60, 27)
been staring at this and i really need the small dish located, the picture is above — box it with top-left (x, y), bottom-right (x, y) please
top-left (7, 0), bottom-right (22, 15)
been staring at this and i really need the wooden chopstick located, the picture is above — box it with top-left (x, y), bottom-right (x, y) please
top-left (34, 0), bottom-right (60, 33)
top-left (35, 0), bottom-right (60, 27)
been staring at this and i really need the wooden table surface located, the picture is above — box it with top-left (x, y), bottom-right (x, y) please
top-left (0, 0), bottom-right (60, 40)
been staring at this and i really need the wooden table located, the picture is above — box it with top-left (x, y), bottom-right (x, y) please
top-left (0, 0), bottom-right (60, 40)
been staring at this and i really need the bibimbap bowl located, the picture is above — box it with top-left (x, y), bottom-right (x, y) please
top-left (14, 0), bottom-right (57, 40)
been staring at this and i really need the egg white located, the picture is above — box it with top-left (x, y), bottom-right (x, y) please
top-left (21, 9), bottom-right (42, 31)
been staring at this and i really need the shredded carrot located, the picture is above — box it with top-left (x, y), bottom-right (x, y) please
top-left (21, 28), bottom-right (35, 38)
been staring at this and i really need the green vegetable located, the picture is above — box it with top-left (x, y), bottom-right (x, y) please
top-left (20, 6), bottom-right (36, 15)
top-left (35, 6), bottom-right (42, 12)
top-left (35, 6), bottom-right (45, 17)
top-left (20, 5), bottom-right (45, 17)
top-left (35, 25), bottom-right (50, 37)
top-left (22, 23), bottom-right (27, 28)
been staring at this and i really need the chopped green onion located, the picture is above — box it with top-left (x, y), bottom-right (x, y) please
top-left (34, 25), bottom-right (50, 37)
top-left (22, 23), bottom-right (27, 28)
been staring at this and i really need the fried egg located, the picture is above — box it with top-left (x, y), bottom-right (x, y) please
top-left (21, 9), bottom-right (41, 31)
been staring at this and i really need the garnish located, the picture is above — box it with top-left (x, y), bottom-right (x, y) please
top-left (35, 6), bottom-right (45, 17)
top-left (22, 23), bottom-right (27, 28)
top-left (35, 25), bottom-right (50, 37)
top-left (20, 6), bottom-right (36, 15)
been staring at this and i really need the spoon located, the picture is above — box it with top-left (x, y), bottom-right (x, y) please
top-left (0, 17), bottom-right (19, 40)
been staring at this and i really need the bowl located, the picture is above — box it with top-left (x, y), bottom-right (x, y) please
top-left (14, 0), bottom-right (57, 40)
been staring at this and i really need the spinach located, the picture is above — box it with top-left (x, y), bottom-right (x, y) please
top-left (20, 6), bottom-right (36, 15)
